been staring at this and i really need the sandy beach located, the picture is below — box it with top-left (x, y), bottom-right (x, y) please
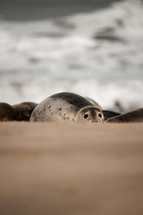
top-left (0, 0), bottom-right (143, 214)
top-left (0, 122), bottom-right (143, 215)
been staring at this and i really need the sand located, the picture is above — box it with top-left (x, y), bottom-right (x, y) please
top-left (0, 122), bottom-right (143, 215)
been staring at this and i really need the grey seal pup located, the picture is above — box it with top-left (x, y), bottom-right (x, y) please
top-left (30, 92), bottom-right (104, 123)
top-left (13, 102), bottom-right (38, 121)
top-left (0, 102), bottom-right (37, 121)
top-left (106, 108), bottom-right (143, 123)
top-left (0, 102), bottom-right (16, 121)
top-left (102, 110), bottom-right (121, 121)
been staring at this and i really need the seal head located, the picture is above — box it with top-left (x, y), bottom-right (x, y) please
top-left (76, 106), bottom-right (104, 122)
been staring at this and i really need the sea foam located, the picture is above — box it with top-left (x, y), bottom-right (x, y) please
top-left (0, 0), bottom-right (143, 112)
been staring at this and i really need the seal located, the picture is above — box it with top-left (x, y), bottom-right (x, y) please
top-left (30, 92), bottom-right (104, 123)
top-left (0, 102), bottom-right (37, 122)
top-left (13, 102), bottom-right (38, 121)
top-left (102, 110), bottom-right (121, 121)
top-left (106, 108), bottom-right (143, 122)
top-left (0, 102), bottom-right (16, 121)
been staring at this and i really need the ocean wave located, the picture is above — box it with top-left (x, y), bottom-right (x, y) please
top-left (0, 79), bottom-right (143, 113)
top-left (0, 0), bottom-right (143, 112)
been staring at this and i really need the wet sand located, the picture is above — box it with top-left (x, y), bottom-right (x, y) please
top-left (0, 122), bottom-right (143, 215)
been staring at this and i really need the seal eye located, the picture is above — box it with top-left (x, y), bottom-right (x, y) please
top-left (98, 113), bottom-right (102, 118)
top-left (84, 114), bottom-right (89, 119)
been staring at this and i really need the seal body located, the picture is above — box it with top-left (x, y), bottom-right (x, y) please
top-left (102, 110), bottom-right (121, 121)
top-left (106, 108), bottom-right (143, 122)
top-left (13, 102), bottom-right (37, 121)
top-left (0, 102), bottom-right (37, 121)
top-left (0, 102), bottom-right (16, 121)
top-left (30, 92), bottom-right (104, 123)
top-left (85, 97), bottom-right (102, 110)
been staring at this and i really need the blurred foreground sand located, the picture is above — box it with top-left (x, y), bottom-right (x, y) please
top-left (0, 122), bottom-right (143, 215)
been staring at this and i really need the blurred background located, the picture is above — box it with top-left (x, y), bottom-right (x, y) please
top-left (0, 0), bottom-right (143, 112)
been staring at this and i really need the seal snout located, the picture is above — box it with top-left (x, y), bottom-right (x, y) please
top-left (92, 119), bottom-right (98, 122)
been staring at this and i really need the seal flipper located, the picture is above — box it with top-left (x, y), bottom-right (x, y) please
top-left (106, 108), bottom-right (143, 122)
